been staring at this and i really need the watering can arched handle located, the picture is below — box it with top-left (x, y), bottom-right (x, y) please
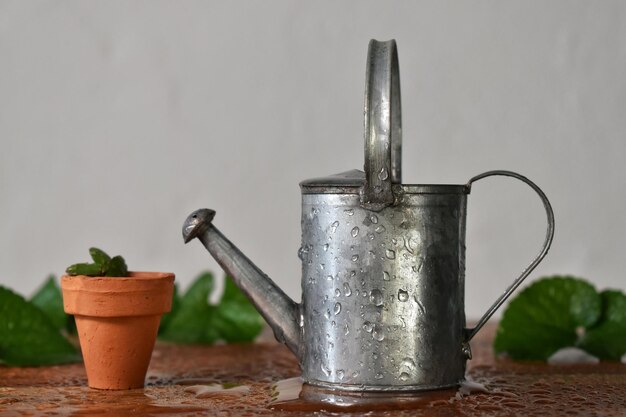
top-left (361, 39), bottom-right (402, 210)
top-left (464, 170), bottom-right (555, 341)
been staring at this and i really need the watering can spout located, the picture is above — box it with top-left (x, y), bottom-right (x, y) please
top-left (183, 209), bottom-right (302, 359)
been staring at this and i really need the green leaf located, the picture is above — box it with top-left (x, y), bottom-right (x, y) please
top-left (158, 283), bottom-right (181, 335)
top-left (213, 276), bottom-right (265, 342)
top-left (106, 255), bottom-right (128, 277)
top-left (494, 276), bottom-right (602, 360)
top-left (66, 262), bottom-right (102, 276)
top-left (89, 247), bottom-right (111, 270)
top-left (578, 290), bottom-right (626, 361)
top-left (29, 275), bottom-right (67, 331)
top-left (159, 272), bottom-right (265, 344)
top-left (159, 272), bottom-right (219, 344)
top-left (0, 286), bottom-right (80, 366)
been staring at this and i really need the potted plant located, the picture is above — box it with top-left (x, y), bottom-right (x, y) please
top-left (61, 248), bottom-right (174, 390)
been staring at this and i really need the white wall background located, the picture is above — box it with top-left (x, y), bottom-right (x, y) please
top-left (1, 1), bottom-right (624, 319)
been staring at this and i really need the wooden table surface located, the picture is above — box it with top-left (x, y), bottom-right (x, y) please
top-left (0, 324), bottom-right (624, 416)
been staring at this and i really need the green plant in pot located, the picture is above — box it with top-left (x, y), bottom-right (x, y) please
top-left (61, 248), bottom-right (174, 390)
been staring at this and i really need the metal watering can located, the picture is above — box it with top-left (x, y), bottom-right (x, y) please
top-left (183, 40), bottom-right (555, 392)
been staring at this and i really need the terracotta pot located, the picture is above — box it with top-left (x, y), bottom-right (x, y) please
top-left (61, 272), bottom-right (175, 390)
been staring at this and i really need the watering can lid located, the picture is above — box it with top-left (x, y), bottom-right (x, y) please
top-left (299, 169), bottom-right (365, 194)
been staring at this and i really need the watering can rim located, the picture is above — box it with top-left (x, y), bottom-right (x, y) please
top-left (300, 169), bottom-right (469, 195)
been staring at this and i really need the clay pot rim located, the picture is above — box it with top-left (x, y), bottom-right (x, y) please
top-left (61, 272), bottom-right (175, 317)
top-left (61, 271), bottom-right (174, 280)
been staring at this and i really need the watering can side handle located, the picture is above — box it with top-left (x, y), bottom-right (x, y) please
top-left (361, 39), bottom-right (402, 211)
top-left (463, 170), bottom-right (555, 342)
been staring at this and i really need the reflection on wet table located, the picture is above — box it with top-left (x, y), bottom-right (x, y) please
top-left (0, 324), bottom-right (624, 416)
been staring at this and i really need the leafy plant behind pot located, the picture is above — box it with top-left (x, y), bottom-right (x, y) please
top-left (159, 272), bottom-right (265, 344)
top-left (65, 247), bottom-right (128, 277)
top-left (0, 286), bottom-right (80, 366)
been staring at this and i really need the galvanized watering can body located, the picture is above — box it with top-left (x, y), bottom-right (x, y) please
top-left (183, 40), bottom-right (554, 391)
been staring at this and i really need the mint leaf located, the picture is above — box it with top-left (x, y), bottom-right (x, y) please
top-left (0, 286), bottom-right (80, 366)
top-left (66, 248), bottom-right (128, 277)
top-left (159, 272), bottom-right (265, 344)
top-left (66, 262), bottom-right (102, 276)
top-left (106, 255), bottom-right (128, 277)
top-left (30, 275), bottom-right (67, 331)
top-left (494, 276), bottom-right (602, 360)
top-left (578, 290), bottom-right (626, 361)
top-left (89, 247), bottom-right (111, 270)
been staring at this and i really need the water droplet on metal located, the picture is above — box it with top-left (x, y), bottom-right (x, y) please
top-left (351, 254), bottom-right (359, 262)
top-left (401, 357), bottom-right (416, 371)
top-left (398, 289), bottom-right (409, 302)
top-left (344, 209), bottom-right (354, 216)
top-left (372, 324), bottom-right (385, 341)
top-left (369, 214), bottom-right (379, 224)
top-left (399, 372), bottom-right (410, 382)
top-left (327, 275), bottom-right (334, 281)
top-left (344, 324), bottom-right (350, 335)
top-left (323, 243), bottom-right (329, 252)
top-left (351, 226), bottom-right (359, 237)
top-left (367, 232), bottom-right (375, 240)
top-left (297, 246), bottom-right (305, 260)
top-left (391, 238), bottom-right (397, 245)
top-left (462, 342), bottom-right (472, 359)
top-left (383, 271), bottom-right (390, 281)
top-left (343, 283), bottom-right (352, 297)
top-left (385, 249), bottom-right (396, 259)
top-left (375, 225), bottom-right (386, 234)
top-left (321, 364), bottom-right (331, 377)
top-left (336, 369), bottom-right (345, 380)
top-left (363, 321), bottom-right (374, 333)
top-left (330, 221), bottom-right (339, 233)
top-left (334, 302), bottom-right (342, 315)
top-left (375, 373), bottom-right (384, 380)
top-left (312, 207), bottom-right (320, 215)
top-left (320, 263), bottom-right (325, 270)
top-left (334, 288), bottom-right (341, 297)
top-left (370, 289), bottom-right (383, 306)
top-left (350, 270), bottom-right (357, 277)
top-left (378, 167), bottom-right (389, 181)
top-left (324, 309), bottom-right (331, 319)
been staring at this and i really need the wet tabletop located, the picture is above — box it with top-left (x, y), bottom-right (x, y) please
top-left (0, 324), bottom-right (624, 416)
